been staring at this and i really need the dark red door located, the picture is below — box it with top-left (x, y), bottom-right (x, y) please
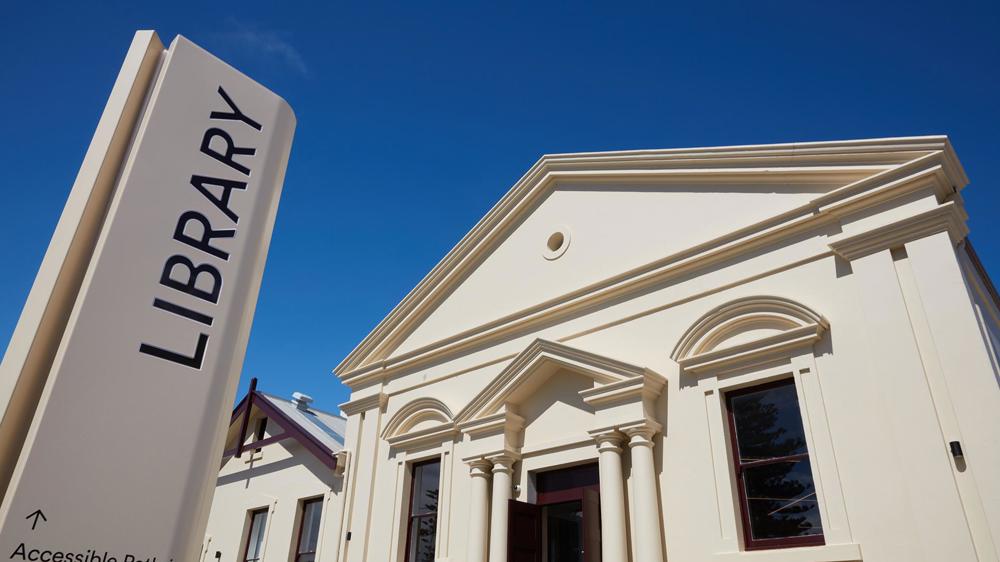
top-left (508, 499), bottom-right (541, 562)
top-left (582, 487), bottom-right (601, 562)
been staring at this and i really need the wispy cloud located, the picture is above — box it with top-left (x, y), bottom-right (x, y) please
top-left (213, 21), bottom-right (309, 76)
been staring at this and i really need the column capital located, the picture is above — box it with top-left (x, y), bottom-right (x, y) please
top-left (589, 429), bottom-right (625, 452)
top-left (622, 421), bottom-right (662, 448)
top-left (467, 458), bottom-right (493, 478)
top-left (488, 454), bottom-right (517, 475)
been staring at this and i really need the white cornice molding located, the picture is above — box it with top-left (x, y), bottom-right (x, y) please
top-left (385, 424), bottom-right (459, 451)
top-left (339, 392), bottom-right (388, 416)
top-left (335, 137), bottom-right (967, 383)
top-left (381, 397), bottom-right (455, 442)
top-left (672, 296), bottom-right (829, 376)
top-left (672, 296), bottom-right (828, 360)
top-left (828, 202), bottom-right (968, 261)
top-left (457, 410), bottom-right (525, 439)
top-left (454, 339), bottom-right (661, 425)
top-left (679, 324), bottom-right (825, 375)
top-left (579, 373), bottom-right (665, 407)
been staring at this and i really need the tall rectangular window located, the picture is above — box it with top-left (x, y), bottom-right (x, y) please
top-left (294, 498), bottom-right (323, 562)
top-left (404, 459), bottom-right (440, 562)
top-left (726, 379), bottom-right (824, 550)
top-left (242, 508), bottom-right (268, 562)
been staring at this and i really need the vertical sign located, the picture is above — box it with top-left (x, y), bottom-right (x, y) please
top-left (0, 31), bottom-right (295, 562)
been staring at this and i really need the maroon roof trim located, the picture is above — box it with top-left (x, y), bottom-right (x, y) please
top-left (225, 389), bottom-right (339, 471)
top-left (964, 240), bottom-right (1000, 312)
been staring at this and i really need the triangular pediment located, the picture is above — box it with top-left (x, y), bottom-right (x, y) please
top-left (455, 339), bottom-right (658, 424)
top-left (336, 137), bottom-right (967, 382)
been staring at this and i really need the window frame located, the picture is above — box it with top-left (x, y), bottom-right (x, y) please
top-left (241, 507), bottom-right (269, 562)
top-left (293, 497), bottom-right (323, 562)
top-left (725, 378), bottom-right (825, 551)
top-left (403, 458), bottom-right (441, 562)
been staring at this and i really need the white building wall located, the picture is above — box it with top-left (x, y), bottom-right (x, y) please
top-left (332, 139), bottom-right (1000, 562)
top-left (202, 422), bottom-right (345, 562)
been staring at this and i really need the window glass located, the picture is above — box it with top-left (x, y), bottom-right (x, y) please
top-left (244, 509), bottom-right (268, 562)
top-left (405, 459), bottom-right (440, 562)
top-left (295, 498), bottom-right (323, 562)
top-left (731, 383), bottom-right (807, 462)
top-left (406, 513), bottom-right (437, 562)
top-left (727, 380), bottom-right (824, 549)
top-left (544, 501), bottom-right (584, 562)
top-left (412, 460), bottom-right (440, 515)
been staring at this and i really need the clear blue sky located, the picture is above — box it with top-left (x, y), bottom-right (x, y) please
top-left (2, 1), bottom-right (998, 412)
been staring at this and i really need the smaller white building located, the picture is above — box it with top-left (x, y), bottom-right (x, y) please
top-left (202, 384), bottom-right (349, 562)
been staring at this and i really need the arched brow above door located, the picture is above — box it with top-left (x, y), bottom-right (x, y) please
top-left (672, 296), bottom-right (829, 375)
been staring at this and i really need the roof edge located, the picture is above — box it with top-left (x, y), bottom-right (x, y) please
top-left (333, 136), bottom-right (968, 378)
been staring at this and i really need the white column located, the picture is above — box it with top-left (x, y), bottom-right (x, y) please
top-left (626, 426), bottom-right (664, 562)
top-left (594, 431), bottom-right (629, 562)
top-left (466, 459), bottom-right (493, 562)
top-left (488, 455), bottom-right (515, 562)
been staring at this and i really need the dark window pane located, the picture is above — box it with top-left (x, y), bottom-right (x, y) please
top-left (410, 461), bottom-right (440, 516)
top-left (407, 515), bottom-right (437, 562)
top-left (731, 383), bottom-right (807, 463)
top-left (536, 464), bottom-right (599, 494)
top-left (296, 555), bottom-right (315, 562)
top-left (244, 510), bottom-right (267, 562)
top-left (544, 501), bottom-right (584, 562)
top-left (406, 460), bottom-right (440, 562)
top-left (298, 499), bottom-right (322, 554)
top-left (742, 459), bottom-right (823, 539)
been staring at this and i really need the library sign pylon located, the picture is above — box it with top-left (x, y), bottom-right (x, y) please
top-left (0, 31), bottom-right (295, 561)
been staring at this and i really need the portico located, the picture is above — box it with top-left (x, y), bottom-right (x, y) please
top-left (455, 339), bottom-right (666, 561)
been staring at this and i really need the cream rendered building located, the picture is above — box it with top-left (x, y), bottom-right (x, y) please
top-left (202, 386), bottom-right (349, 562)
top-left (331, 136), bottom-right (1000, 562)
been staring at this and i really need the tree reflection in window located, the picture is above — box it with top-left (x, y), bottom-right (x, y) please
top-left (727, 380), bottom-right (824, 550)
top-left (405, 459), bottom-right (440, 562)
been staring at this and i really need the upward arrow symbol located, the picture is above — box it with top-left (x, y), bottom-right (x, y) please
top-left (26, 509), bottom-right (47, 530)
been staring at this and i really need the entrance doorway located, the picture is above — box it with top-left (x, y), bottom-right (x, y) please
top-left (508, 463), bottom-right (601, 562)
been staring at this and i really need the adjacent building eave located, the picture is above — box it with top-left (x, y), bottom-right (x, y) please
top-left (225, 391), bottom-right (338, 470)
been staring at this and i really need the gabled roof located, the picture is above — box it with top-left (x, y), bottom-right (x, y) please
top-left (224, 388), bottom-right (346, 470)
top-left (259, 392), bottom-right (346, 451)
top-left (334, 136), bottom-right (968, 382)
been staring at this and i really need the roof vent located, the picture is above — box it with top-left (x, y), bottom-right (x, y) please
top-left (292, 392), bottom-right (314, 411)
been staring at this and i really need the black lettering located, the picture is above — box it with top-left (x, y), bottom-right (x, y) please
top-left (153, 298), bottom-right (213, 326)
top-left (139, 333), bottom-right (209, 369)
top-left (201, 128), bottom-right (254, 176)
top-left (12, 542), bottom-right (26, 559)
top-left (160, 255), bottom-right (222, 304)
top-left (174, 210), bottom-right (234, 260)
top-left (211, 87), bottom-right (262, 131)
top-left (190, 175), bottom-right (246, 223)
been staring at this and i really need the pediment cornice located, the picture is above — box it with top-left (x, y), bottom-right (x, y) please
top-left (829, 201), bottom-right (968, 261)
top-left (454, 339), bottom-right (663, 425)
top-left (335, 137), bottom-right (968, 385)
